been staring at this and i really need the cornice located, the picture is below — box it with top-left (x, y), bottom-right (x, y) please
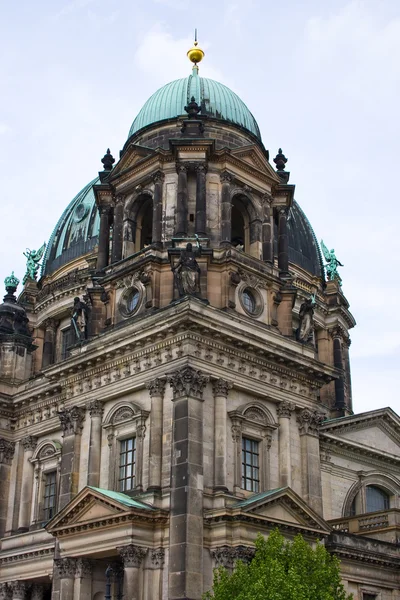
top-left (0, 545), bottom-right (54, 565)
top-left (320, 433), bottom-right (400, 468)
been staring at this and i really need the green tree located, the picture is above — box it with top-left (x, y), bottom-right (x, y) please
top-left (204, 529), bottom-right (352, 600)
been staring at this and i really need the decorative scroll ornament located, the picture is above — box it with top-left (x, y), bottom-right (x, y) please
top-left (58, 406), bottom-right (85, 436)
top-left (21, 436), bottom-right (38, 452)
top-left (118, 545), bottom-right (148, 567)
top-left (297, 408), bottom-right (325, 436)
top-left (168, 366), bottom-right (209, 399)
top-left (88, 399), bottom-right (103, 417)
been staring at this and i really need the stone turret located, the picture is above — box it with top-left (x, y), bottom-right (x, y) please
top-left (0, 272), bottom-right (35, 381)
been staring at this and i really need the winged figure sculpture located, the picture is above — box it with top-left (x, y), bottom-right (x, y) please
top-left (23, 243), bottom-right (46, 283)
top-left (321, 240), bottom-right (343, 283)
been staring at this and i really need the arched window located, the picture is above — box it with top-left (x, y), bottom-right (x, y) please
top-left (138, 197), bottom-right (153, 249)
top-left (366, 485), bottom-right (389, 513)
top-left (123, 192), bottom-right (153, 258)
top-left (231, 202), bottom-right (246, 250)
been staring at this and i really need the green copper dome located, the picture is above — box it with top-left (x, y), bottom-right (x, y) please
top-left (128, 68), bottom-right (261, 140)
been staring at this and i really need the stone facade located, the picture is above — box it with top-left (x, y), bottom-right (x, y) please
top-left (0, 68), bottom-right (398, 600)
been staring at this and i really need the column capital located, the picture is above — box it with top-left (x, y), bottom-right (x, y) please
top-left (0, 438), bottom-right (15, 464)
top-left (114, 194), bottom-right (125, 206)
top-left (150, 548), bottom-right (165, 568)
top-left (231, 424), bottom-right (241, 443)
top-left (9, 581), bottom-right (29, 599)
top-left (329, 325), bottom-right (347, 340)
top-left (54, 557), bottom-right (77, 578)
top-left (21, 435), bottom-right (38, 452)
top-left (58, 406), bottom-right (85, 436)
top-left (297, 408), bottom-right (325, 437)
top-left (76, 557), bottom-right (92, 577)
top-left (99, 204), bottom-right (113, 216)
top-left (220, 170), bottom-right (233, 183)
top-left (168, 366), bottom-right (209, 400)
top-left (118, 544), bottom-right (147, 567)
top-left (176, 162), bottom-right (188, 174)
top-left (195, 162), bottom-right (208, 173)
top-left (261, 192), bottom-right (273, 206)
top-left (31, 584), bottom-right (45, 600)
top-left (276, 401), bottom-right (295, 419)
top-left (152, 170), bottom-right (165, 184)
top-left (277, 205), bottom-right (290, 217)
top-left (145, 377), bottom-right (166, 397)
top-left (212, 378), bottom-right (232, 397)
top-left (42, 318), bottom-right (60, 331)
top-left (88, 399), bottom-right (103, 418)
top-left (0, 583), bottom-right (9, 600)
top-left (210, 546), bottom-right (236, 569)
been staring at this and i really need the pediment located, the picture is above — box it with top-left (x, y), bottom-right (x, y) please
top-left (110, 144), bottom-right (157, 178)
top-left (46, 486), bottom-right (156, 534)
top-left (321, 408), bottom-right (400, 456)
top-left (230, 146), bottom-right (279, 181)
top-left (230, 487), bottom-right (330, 534)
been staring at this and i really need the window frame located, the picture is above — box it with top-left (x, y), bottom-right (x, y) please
top-left (118, 436), bottom-right (137, 493)
top-left (229, 404), bottom-right (278, 495)
top-left (241, 437), bottom-right (260, 492)
top-left (42, 470), bottom-right (58, 522)
top-left (31, 441), bottom-right (62, 528)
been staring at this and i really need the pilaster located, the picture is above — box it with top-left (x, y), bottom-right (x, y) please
top-left (0, 438), bottom-right (15, 538)
top-left (277, 401), bottom-right (295, 488)
top-left (146, 378), bottom-right (166, 492)
top-left (17, 435), bottom-right (37, 531)
top-left (297, 408), bottom-right (325, 514)
top-left (118, 545), bottom-right (147, 600)
top-left (87, 400), bottom-right (103, 487)
top-left (58, 407), bottom-right (85, 509)
top-left (212, 378), bottom-right (232, 491)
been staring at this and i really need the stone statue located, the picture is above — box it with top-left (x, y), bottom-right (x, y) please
top-left (321, 240), bottom-right (343, 282)
top-left (172, 238), bottom-right (201, 297)
top-left (23, 243), bottom-right (46, 283)
top-left (296, 294), bottom-right (316, 344)
top-left (71, 296), bottom-right (89, 341)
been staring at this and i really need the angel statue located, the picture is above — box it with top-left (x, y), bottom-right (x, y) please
top-left (321, 240), bottom-right (343, 283)
top-left (23, 243), bottom-right (46, 284)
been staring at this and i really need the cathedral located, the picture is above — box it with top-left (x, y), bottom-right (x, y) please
top-left (0, 39), bottom-right (399, 600)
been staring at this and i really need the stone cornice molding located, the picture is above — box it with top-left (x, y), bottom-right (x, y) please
top-left (320, 433), bottom-right (400, 467)
top-left (0, 546), bottom-right (54, 565)
top-left (297, 408), bottom-right (326, 437)
top-left (58, 406), bottom-right (85, 436)
top-left (118, 544), bottom-right (148, 567)
top-left (168, 366), bottom-right (209, 400)
top-left (326, 533), bottom-right (400, 569)
top-left (54, 557), bottom-right (77, 578)
top-left (277, 400), bottom-right (296, 419)
top-left (0, 438), bottom-right (15, 464)
top-left (145, 377), bottom-right (166, 397)
top-left (21, 435), bottom-right (38, 451)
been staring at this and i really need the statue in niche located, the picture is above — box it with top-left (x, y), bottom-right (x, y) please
top-left (296, 294), bottom-right (316, 344)
top-left (71, 296), bottom-right (89, 341)
top-left (172, 237), bottom-right (202, 297)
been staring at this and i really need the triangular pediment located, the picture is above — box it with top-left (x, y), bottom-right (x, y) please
top-left (230, 145), bottom-right (280, 181)
top-left (109, 144), bottom-right (159, 179)
top-left (232, 487), bottom-right (330, 534)
top-left (46, 486), bottom-right (157, 534)
top-left (321, 408), bottom-right (400, 457)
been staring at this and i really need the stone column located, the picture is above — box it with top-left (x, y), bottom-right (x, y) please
top-left (220, 172), bottom-right (232, 245)
top-left (297, 408), bottom-right (324, 515)
top-left (0, 439), bottom-right (15, 538)
top-left (147, 548), bottom-right (165, 600)
top-left (54, 558), bottom-right (76, 600)
top-left (87, 401), bottom-right (103, 487)
top-left (145, 378), bottom-right (166, 492)
top-left (277, 207), bottom-right (289, 276)
top-left (195, 163), bottom-right (207, 237)
top-left (331, 327), bottom-right (346, 411)
top-left (343, 337), bottom-right (353, 412)
top-left (9, 582), bottom-right (29, 600)
top-left (42, 319), bottom-right (59, 368)
top-left (111, 195), bottom-right (124, 264)
top-left (17, 435), bottom-right (37, 531)
top-left (58, 407), bottom-right (85, 509)
top-left (31, 584), bottom-right (45, 600)
top-left (75, 558), bottom-right (92, 600)
top-left (212, 379), bottom-right (232, 491)
top-left (167, 366), bottom-right (209, 600)
top-left (118, 545), bottom-right (147, 600)
top-left (231, 422), bottom-right (242, 491)
top-left (277, 402), bottom-right (294, 488)
top-left (97, 205), bottom-right (112, 270)
top-left (176, 164), bottom-right (188, 237)
top-left (262, 194), bottom-right (273, 263)
top-left (152, 171), bottom-right (164, 248)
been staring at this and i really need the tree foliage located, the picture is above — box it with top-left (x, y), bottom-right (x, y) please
top-left (204, 529), bottom-right (353, 600)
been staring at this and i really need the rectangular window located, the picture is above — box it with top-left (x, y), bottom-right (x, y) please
top-left (61, 327), bottom-right (72, 360)
top-left (43, 471), bottom-right (57, 522)
top-left (241, 437), bottom-right (259, 492)
top-left (119, 438), bottom-right (136, 492)
top-left (363, 595), bottom-right (377, 600)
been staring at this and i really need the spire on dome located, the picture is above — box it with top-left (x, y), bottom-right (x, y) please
top-left (187, 29), bottom-right (204, 71)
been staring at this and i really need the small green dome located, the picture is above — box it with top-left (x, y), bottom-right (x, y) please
top-left (128, 69), bottom-right (261, 140)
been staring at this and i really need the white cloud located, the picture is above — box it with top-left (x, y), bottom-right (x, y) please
top-left (152, 0), bottom-right (187, 8)
top-left (0, 123), bottom-right (10, 135)
top-left (53, 0), bottom-right (96, 19)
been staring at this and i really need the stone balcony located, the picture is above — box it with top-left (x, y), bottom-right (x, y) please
top-left (329, 509), bottom-right (400, 543)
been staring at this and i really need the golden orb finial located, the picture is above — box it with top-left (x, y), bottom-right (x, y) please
top-left (187, 29), bottom-right (204, 66)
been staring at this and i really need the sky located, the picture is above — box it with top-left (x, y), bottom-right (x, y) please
top-left (0, 0), bottom-right (399, 415)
